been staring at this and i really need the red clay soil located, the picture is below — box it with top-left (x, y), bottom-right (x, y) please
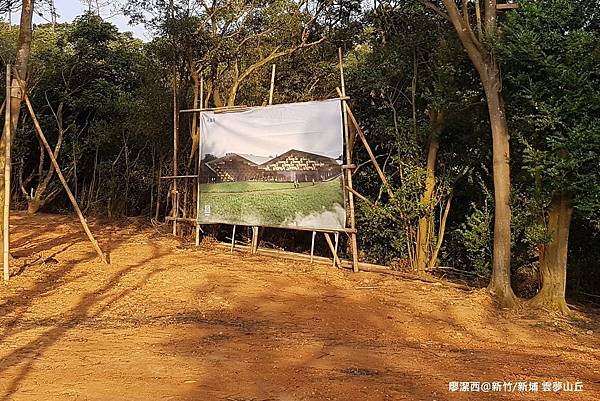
top-left (0, 212), bottom-right (598, 401)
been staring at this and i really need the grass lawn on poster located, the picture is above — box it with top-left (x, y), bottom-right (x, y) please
top-left (199, 179), bottom-right (345, 228)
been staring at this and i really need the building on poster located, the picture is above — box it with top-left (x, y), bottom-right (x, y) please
top-left (198, 99), bottom-right (346, 230)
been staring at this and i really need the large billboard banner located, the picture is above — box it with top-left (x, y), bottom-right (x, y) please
top-left (198, 99), bottom-right (346, 230)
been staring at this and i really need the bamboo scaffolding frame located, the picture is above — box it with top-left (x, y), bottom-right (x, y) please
top-left (496, 3), bottom-right (519, 10)
top-left (161, 175), bottom-right (198, 179)
top-left (216, 241), bottom-right (391, 271)
top-left (165, 216), bottom-right (197, 223)
top-left (193, 221), bottom-right (355, 234)
top-left (179, 98), bottom-right (349, 114)
top-left (179, 105), bottom-right (249, 113)
top-left (195, 75), bottom-right (204, 246)
top-left (167, 52), bottom-right (391, 274)
top-left (339, 48), bottom-right (359, 273)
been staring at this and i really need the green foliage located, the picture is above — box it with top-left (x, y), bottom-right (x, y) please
top-left (497, 0), bottom-right (600, 218)
top-left (456, 202), bottom-right (492, 277)
top-left (492, 0), bottom-right (600, 295)
top-left (5, 15), bottom-right (169, 216)
top-left (346, 2), bottom-right (485, 268)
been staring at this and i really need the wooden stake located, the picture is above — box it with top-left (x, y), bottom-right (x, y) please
top-left (3, 65), bottom-right (11, 282)
top-left (22, 92), bottom-right (107, 263)
top-left (195, 75), bottom-right (204, 246)
top-left (268, 64), bottom-right (276, 105)
top-left (251, 226), bottom-right (259, 254)
top-left (230, 225), bottom-right (236, 253)
top-left (334, 232), bottom-right (340, 268)
top-left (324, 232), bottom-right (342, 269)
top-left (339, 48), bottom-right (359, 273)
top-left (310, 230), bottom-right (316, 263)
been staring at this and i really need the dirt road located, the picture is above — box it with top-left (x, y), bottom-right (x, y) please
top-left (0, 212), bottom-right (598, 400)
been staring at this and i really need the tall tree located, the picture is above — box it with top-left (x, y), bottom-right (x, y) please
top-left (0, 0), bottom-right (34, 258)
top-left (416, 0), bottom-right (516, 307)
top-left (497, 0), bottom-right (600, 313)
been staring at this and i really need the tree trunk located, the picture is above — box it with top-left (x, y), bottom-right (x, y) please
top-left (188, 67), bottom-right (200, 167)
top-left (416, 110), bottom-right (444, 272)
top-left (439, 0), bottom-right (517, 308)
top-left (482, 73), bottom-right (516, 308)
top-left (0, 0), bottom-right (34, 255)
top-left (530, 194), bottom-right (573, 314)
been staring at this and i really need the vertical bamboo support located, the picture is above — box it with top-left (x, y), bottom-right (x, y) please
top-left (339, 48), bottom-right (359, 272)
top-left (172, 71), bottom-right (179, 235)
top-left (269, 64), bottom-right (276, 105)
top-left (248, 65), bottom-right (277, 254)
top-left (310, 231), bottom-right (316, 263)
top-left (230, 225), bottom-right (236, 253)
top-left (195, 75), bottom-right (204, 246)
top-left (251, 226), bottom-right (259, 254)
top-left (22, 92), bottom-right (107, 263)
top-left (3, 65), bottom-right (11, 282)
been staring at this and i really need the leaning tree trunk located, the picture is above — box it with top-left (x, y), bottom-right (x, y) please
top-left (0, 0), bottom-right (34, 256)
top-left (416, 110), bottom-right (444, 272)
top-left (530, 193), bottom-right (573, 314)
top-left (187, 67), bottom-right (201, 168)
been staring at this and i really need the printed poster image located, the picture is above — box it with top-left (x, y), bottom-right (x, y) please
top-left (198, 99), bottom-right (346, 230)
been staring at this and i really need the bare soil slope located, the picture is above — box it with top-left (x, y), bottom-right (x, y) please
top-left (0, 212), bottom-right (598, 401)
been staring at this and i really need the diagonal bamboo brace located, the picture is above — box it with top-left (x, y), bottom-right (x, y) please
top-left (22, 92), bottom-right (108, 264)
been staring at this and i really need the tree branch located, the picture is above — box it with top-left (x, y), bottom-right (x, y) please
top-left (416, 0), bottom-right (449, 20)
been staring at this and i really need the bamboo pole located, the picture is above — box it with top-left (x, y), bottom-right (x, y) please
top-left (172, 71), bottom-right (179, 236)
top-left (215, 241), bottom-right (395, 273)
top-left (344, 104), bottom-right (394, 198)
top-left (324, 232), bottom-right (342, 269)
top-left (268, 64), bottom-right (276, 105)
top-left (345, 185), bottom-right (374, 206)
top-left (195, 75), bottom-right (204, 246)
top-left (334, 232), bottom-right (339, 268)
top-left (230, 225), bottom-right (236, 253)
top-left (3, 65), bottom-right (11, 282)
top-left (180, 105), bottom-right (248, 113)
top-left (251, 226), bottom-right (259, 254)
top-left (338, 48), bottom-right (359, 273)
top-left (248, 65), bottom-right (278, 253)
top-left (21, 92), bottom-right (107, 264)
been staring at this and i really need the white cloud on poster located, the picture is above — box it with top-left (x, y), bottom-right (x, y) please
top-left (200, 99), bottom-right (344, 161)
